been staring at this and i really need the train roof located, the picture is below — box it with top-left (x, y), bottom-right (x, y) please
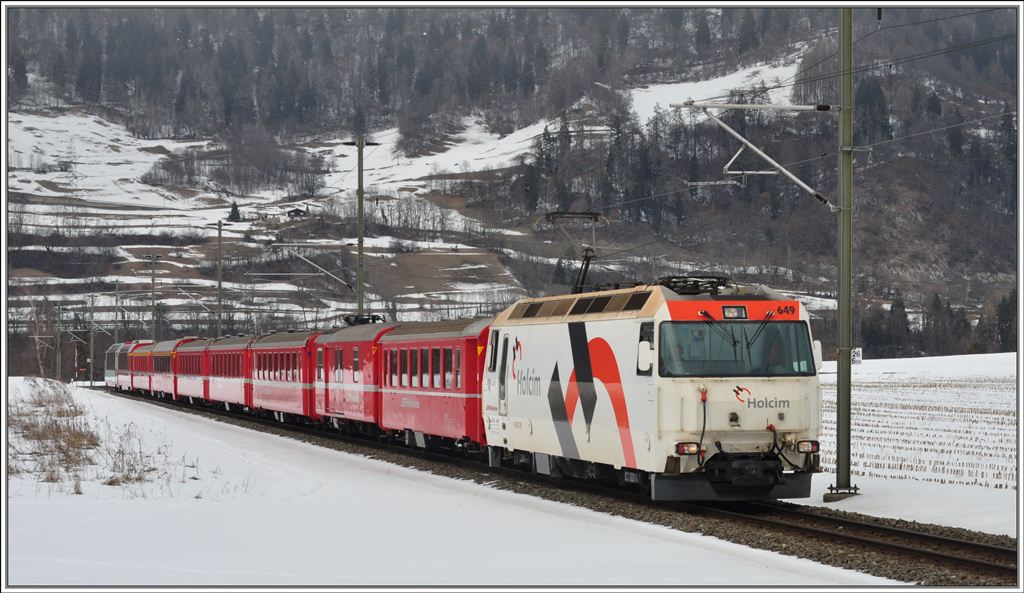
top-left (105, 342), bottom-right (130, 354)
top-left (491, 283), bottom-right (793, 327)
top-left (177, 338), bottom-right (215, 352)
top-left (380, 318), bottom-right (490, 343)
top-left (250, 330), bottom-right (321, 349)
top-left (153, 337), bottom-right (199, 354)
top-left (207, 335), bottom-right (255, 350)
top-left (316, 322), bottom-right (399, 344)
top-left (132, 343), bottom-right (156, 355)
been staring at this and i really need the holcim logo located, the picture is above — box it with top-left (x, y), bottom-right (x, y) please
top-left (734, 386), bottom-right (790, 409)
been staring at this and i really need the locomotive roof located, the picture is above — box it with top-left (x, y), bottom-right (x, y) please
top-left (153, 337), bottom-right (199, 354)
top-left (316, 322), bottom-right (399, 344)
top-left (207, 335), bottom-right (254, 350)
top-left (177, 338), bottom-right (214, 352)
top-left (250, 330), bottom-right (321, 349)
top-left (380, 318), bottom-right (490, 343)
top-left (492, 285), bottom-right (661, 327)
top-left (492, 283), bottom-right (794, 327)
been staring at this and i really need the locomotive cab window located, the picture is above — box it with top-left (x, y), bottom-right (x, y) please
top-left (637, 321), bottom-right (654, 376)
top-left (659, 321), bottom-right (815, 377)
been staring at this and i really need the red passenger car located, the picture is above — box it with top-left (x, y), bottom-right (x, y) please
top-left (117, 341), bottom-right (151, 391)
top-left (314, 322), bottom-right (398, 428)
top-left (151, 337), bottom-right (200, 398)
top-left (379, 319), bottom-right (490, 448)
top-left (251, 330), bottom-right (321, 420)
top-left (207, 335), bottom-right (253, 409)
top-left (130, 342), bottom-right (155, 393)
top-left (176, 338), bottom-right (213, 402)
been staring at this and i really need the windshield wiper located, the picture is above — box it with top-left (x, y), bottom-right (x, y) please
top-left (698, 309), bottom-right (740, 355)
top-left (745, 310), bottom-right (775, 350)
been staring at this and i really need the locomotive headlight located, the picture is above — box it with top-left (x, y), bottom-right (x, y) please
top-left (675, 442), bottom-right (700, 455)
top-left (722, 306), bottom-right (747, 319)
top-left (797, 440), bottom-right (820, 453)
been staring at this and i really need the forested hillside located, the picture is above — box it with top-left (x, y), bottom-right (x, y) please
top-left (6, 7), bottom-right (1018, 374)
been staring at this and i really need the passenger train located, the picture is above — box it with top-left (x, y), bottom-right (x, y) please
top-left (105, 275), bottom-right (821, 501)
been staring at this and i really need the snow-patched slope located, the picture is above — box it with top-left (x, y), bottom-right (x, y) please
top-left (7, 378), bottom-right (893, 586)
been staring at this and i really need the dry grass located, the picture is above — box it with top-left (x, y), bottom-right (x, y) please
top-left (8, 379), bottom-right (100, 485)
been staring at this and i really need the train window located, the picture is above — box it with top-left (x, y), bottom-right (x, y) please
top-left (522, 303), bottom-right (543, 318)
top-left (353, 348), bottom-right (360, 382)
top-left (569, 298), bottom-right (593, 315)
top-left (443, 348), bottom-right (453, 389)
top-left (389, 350), bottom-right (398, 386)
top-left (587, 295), bottom-right (612, 314)
top-left (420, 348), bottom-right (429, 387)
top-left (487, 331), bottom-right (500, 371)
top-left (551, 299), bottom-right (574, 317)
top-left (637, 322), bottom-right (654, 377)
top-left (623, 291), bottom-right (651, 311)
top-left (317, 349), bottom-right (324, 381)
top-left (498, 336), bottom-right (509, 409)
top-left (509, 302), bottom-right (531, 319)
top-left (410, 348), bottom-right (419, 387)
top-left (431, 348), bottom-right (441, 388)
top-left (455, 347), bottom-right (462, 388)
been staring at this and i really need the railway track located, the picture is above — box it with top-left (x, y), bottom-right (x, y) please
top-left (692, 501), bottom-right (1017, 579)
top-left (89, 385), bottom-right (1018, 585)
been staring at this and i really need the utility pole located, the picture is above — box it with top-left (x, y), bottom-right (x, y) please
top-left (89, 293), bottom-right (95, 387)
top-left (55, 306), bottom-right (62, 382)
top-left (343, 136), bottom-right (380, 315)
top-left (149, 254), bottom-right (159, 342)
top-left (217, 219), bottom-right (223, 338)
top-left (113, 279), bottom-right (119, 344)
top-left (826, 6), bottom-right (860, 502)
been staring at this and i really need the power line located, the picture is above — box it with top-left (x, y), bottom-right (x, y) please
top-left (743, 8), bottom-right (1005, 103)
top-left (642, 29), bottom-right (1014, 131)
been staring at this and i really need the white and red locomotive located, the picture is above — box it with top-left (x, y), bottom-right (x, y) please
top-left (104, 278), bottom-right (821, 500)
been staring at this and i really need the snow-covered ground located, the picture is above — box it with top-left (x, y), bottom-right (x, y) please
top-left (8, 351), bottom-right (1017, 585)
top-left (8, 378), bottom-right (893, 586)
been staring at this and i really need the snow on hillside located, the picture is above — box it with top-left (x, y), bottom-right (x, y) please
top-left (8, 377), bottom-right (894, 586)
top-left (628, 50), bottom-right (802, 124)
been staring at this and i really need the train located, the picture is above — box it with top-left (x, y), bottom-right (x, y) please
top-left (104, 275), bottom-right (822, 501)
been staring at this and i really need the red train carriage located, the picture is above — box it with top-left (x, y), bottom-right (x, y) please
top-left (314, 322), bottom-right (398, 428)
top-left (207, 335), bottom-right (253, 409)
top-left (105, 342), bottom-right (129, 389)
top-left (151, 337), bottom-right (200, 398)
top-left (251, 330), bottom-right (321, 420)
top-left (379, 319), bottom-right (490, 449)
top-left (130, 342), bottom-right (155, 393)
top-left (176, 338), bottom-right (213, 402)
top-left (117, 341), bottom-right (151, 391)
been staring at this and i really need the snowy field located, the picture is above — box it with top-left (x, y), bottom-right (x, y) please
top-left (7, 378), bottom-right (893, 586)
top-left (7, 351), bottom-right (1017, 585)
